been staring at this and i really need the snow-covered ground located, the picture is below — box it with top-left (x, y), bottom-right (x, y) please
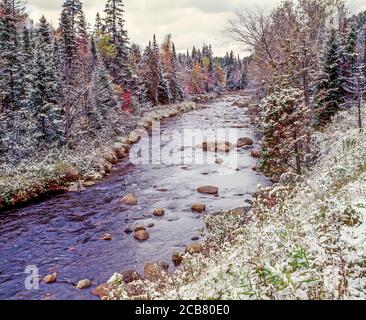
top-left (109, 105), bottom-right (366, 300)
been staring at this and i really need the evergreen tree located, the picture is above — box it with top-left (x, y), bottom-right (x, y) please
top-left (315, 28), bottom-right (346, 127)
top-left (89, 58), bottom-right (119, 134)
top-left (104, 0), bottom-right (132, 87)
top-left (28, 16), bottom-right (65, 144)
top-left (0, 0), bottom-right (23, 111)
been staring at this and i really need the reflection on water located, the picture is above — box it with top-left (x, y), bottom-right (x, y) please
top-left (0, 96), bottom-right (269, 300)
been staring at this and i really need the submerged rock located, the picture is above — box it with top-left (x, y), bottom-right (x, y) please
top-left (43, 273), bottom-right (57, 284)
top-left (124, 227), bottom-right (133, 234)
top-left (153, 208), bottom-right (165, 217)
top-left (191, 204), bottom-right (206, 213)
top-left (251, 150), bottom-right (262, 158)
top-left (134, 230), bottom-right (149, 241)
top-left (197, 186), bottom-right (219, 195)
top-left (76, 279), bottom-right (92, 289)
top-left (100, 234), bottom-right (112, 241)
top-left (237, 137), bottom-right (254, 148)
top-left (121, 194), bottom-right (138, 205)
top-left (92, 284), bottom-right (110, 299)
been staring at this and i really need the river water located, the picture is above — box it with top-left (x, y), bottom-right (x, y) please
top-left (0, 94), bottom-right (269, 300)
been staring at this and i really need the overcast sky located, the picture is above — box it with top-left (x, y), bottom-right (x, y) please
top-left (27, 0), bottom-right (366, 56)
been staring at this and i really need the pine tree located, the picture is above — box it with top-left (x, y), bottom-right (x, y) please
top-left (28, 16), bottom-right (65, 144)
top-left (89, 57), bottom-right (119, 135)
top-left (0, 0), bottom-right (24, 111)
top-left (315, 28), bottom-right (346, 127)
top-left (104, 0), bottom-right (132, 87)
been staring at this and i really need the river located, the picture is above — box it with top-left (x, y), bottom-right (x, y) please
top-left (0, 94), bottom-right (269, 300)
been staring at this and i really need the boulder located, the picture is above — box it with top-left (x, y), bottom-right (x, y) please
top-left (121, 194), bottom-right (138, 205)
top-left (43, 273), bottom-right (57, 284)
top-left (121, 270), bottom-right (143, 284)
top-left (185, 242), bottom-right (202, 254)
top-left (172, 252), bottom-right (184, 267)
top-left (197, 186), bottom-right (219, 195)
top-left (251, 150), bottom-right (262, 158)
top-left (153, 208), bottom-right (165, 217)
top-left (143, 262), bottom-right (167, 281)
top-left (134, 230), bottom-right (149, 241)
top-left (191, 204), bottom-right (206, 213)
top-left (100, 234), bottom-right (112, 241)
top-left (92, 284), bottom-right (110, 299)
top-left (237, 137), bottom-right (254, 148)
top-left (76, 279), bottom-right (92, 289)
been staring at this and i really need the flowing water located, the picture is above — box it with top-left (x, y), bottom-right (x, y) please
top-left (0, 95), bottom-right (269, 300)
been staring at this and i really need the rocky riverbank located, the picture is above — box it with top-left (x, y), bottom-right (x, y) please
top-left (102, 104), bottom-right (366, 300)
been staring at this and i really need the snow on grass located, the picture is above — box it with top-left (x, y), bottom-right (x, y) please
top-left (109, 106), bottom-right (366, 300)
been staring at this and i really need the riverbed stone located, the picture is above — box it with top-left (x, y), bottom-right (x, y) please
top-left (237, 137), bottom-right (254, 148)
top-left (43, 273), bottom-right (57, 284)
top-left (121, 270), bottom-right (143, 284)
top-left (185, 242), bottom-right (202, 254)
top-left (197, 186), bottom-right (219, 195)
top-left (121, 193), bottom-right (138, 205)
top-left (191, 204), bottom-right (206, 213)
top-left (134, 230), bottom-right (149, 241)
top-left (147, 223), bottom-right (155, 228)
top-left (251, 150), bottom-right (262, 158)
top-left (76, 279), bottom-right (93, 289)
top-left (153, 208), bottom-right (165, 217)
top-left (100, 234), bottom-right (113, 241)
top-left (92, 284), bottom-right (110, 299)
top-left (124, 227), bottom-right (133, 234)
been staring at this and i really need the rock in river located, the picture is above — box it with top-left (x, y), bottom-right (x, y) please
top-left (134, 225), bottom-right (146, 232)
top-left (197, 186), bottom-right (219, 195)
top-left (43, 273), bottom-right (57, 284)
top-left (153, 208), bottom-right (165, 217)
top-left (76, 279), bottom-right (92, 289)
top-left (134, 230), bottom-right (149, 241)
top-left (100, 234), bottom-right (112, 241)
top-left (191, 203), bottom-right (206, 213)
top-left (251, 150), bottom-right (262, 158)
top-left (237, 137), bottom-right (254, 148)
top-left (172, 252), bottom-right (184, 267)
top-left (121, 193), bottom-right (138, 205)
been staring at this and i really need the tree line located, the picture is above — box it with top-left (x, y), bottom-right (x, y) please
top-left (0, 0), bottom-right (247, 165)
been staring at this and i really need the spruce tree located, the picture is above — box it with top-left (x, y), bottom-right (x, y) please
top-left (28, 16), bottom-right (65, 144)
top-left (315, 28), bottom-right (346, 126)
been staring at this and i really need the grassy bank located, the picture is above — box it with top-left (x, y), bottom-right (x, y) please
top-left (105, 106), bottom-right (366, 300)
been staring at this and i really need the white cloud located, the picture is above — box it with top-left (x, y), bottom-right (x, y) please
top-left (26, 0), bottom-right (366, 56)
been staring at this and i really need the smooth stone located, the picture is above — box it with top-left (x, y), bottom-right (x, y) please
top-left (197, 186), bottom-right (219, 195)
top-left (43, 273), bottom-right (57, 284)
top-left (76, 279), bottom-right (92, 289)
top-left (134, 230), bottom-right (149, 241)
